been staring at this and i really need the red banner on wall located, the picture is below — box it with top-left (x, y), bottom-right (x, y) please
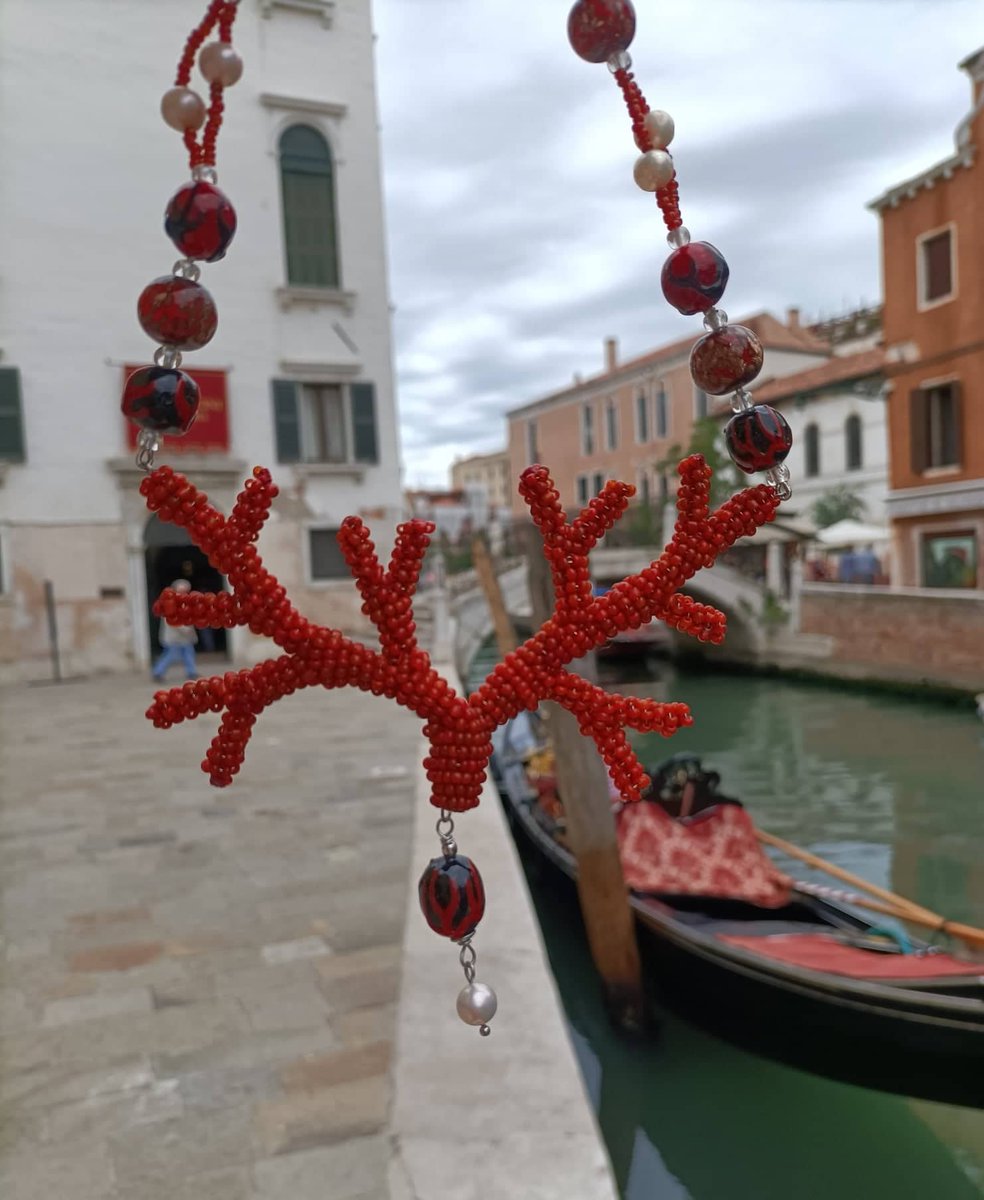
top-left (124, 366), bottom-right (230, 453)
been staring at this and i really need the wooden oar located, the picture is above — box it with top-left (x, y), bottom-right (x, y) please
top-left (757, 829), bottom-right (937, 922)
top-left (757, 829), bottom-right (984, 952)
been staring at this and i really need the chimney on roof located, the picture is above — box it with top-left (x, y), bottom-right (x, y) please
top-left (960, 47), bottom-right (984, 106)
top-left (786, 306), bottom-right (801, 330)
top-left (604, 336), bottom-right (618, 374)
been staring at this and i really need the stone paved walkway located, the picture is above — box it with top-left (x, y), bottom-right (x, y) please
top-left (0, 674), bottom-right (420, 1200)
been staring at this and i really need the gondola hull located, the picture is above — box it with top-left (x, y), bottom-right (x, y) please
top-left (499, 779), bottom-right (984, 1109)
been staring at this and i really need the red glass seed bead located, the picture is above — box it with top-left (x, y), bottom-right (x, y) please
top-left (690, 325), bottom-right (764, 396)
top-left (724, 404), bottom-right (793, 474)
top-left (567, 0), bottom-right (635, 63)
top-left (418, 853), bottom-right (485, 940)
top-left (661, 242), bottom-right (729, 315)
top-left (137, 276), bottom-right (218, 351)
top-left (121, 366), bottom-right (200, 434)
top-left (164, 180), bottom-right (237, 262)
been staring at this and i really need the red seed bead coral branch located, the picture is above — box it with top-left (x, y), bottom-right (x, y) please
top-left (142, 455), bottom-right (778, 809)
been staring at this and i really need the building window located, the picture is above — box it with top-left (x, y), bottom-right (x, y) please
top-left (694, 387), bottom-right (708, 420)
top-left (918, 227), bottom-right (955, 307)
top-left (911, 383), bottom-right (960, 472)
top-left (526, 418), bottom-right (539, 463)
top-left (576, 475), bottom-right (589, 506)
top-left (804, 423), bottom-right (820, 477)
top-left (279, 125), bottom-right (340, 287)
top-left (655, 384), bottom-right (668, 439)
top-left (605, 399), bottom-right (618, 451)
top-left (592, 471), bottom-right (605, 496)
top-left (922, 532), bottom-right (977, 589)
top-left (638, 469), bottom-right (651, 505)
top-left (0, 367), bottom-right (25, 463)
top-left (272, 379), bottom-right (378, 464)
top-left (845, 414), bottom-right (863, 471)
top-left (659, 472), bottom-right (669, 502)
top-left (635, 391), bottom-right (649, 443)
top-left (308, 528), bottom-right (349, 581)
top-left (582, 404), bottom-right (595, 456)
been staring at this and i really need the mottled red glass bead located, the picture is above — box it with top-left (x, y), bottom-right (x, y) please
top-left (725, 405), bottom-right (792, 473)
top-left (690, 325), bottom-right (764, 396)
top-left (567, 0), bottom-right (635, 63)
top-left (418, 854), bottom-right (485, 940)
top-left (137, 276), bottom-right (218, 351)
top-left (121, 366), bottom-right (200, 434)
top-left (164, 181), bottom-right (237, 262)
top-left (661, 242), bottom-right (729, 315)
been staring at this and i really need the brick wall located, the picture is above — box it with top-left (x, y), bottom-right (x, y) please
top-left (799, 584), bottom-right (984, 690)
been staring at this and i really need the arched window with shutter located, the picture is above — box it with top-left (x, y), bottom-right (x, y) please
top-left (845, 414), bottom-right (863, 470)
top-left (804, 423), bottom-right (820, 477)
top-left (279, 125), bottom-right (340, 287)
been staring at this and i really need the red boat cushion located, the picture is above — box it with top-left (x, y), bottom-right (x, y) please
top-left (616, 801), bottom-right (791, 908)
top-left (718, 933), bottom-right (984, 979)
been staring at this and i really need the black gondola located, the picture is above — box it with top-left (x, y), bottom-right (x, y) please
top-left (492, 722), bottom-right (984, 1109)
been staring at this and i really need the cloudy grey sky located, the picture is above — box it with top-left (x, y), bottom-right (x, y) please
top-left (373, 0), bottom-right (982, 487)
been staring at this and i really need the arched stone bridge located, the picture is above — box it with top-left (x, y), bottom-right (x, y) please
top-left (449, 548), bottom-right (771, 673)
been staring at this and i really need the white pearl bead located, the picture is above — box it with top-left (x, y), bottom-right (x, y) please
top-left (644, 109), bottom-right (675, 150)
top-left (633, 150), bottom-right (674, 192)
top-left (199, 42), bottom-right (244, 87)
top-left (161, 87), bottom-right (207, 132)
top-left (456, 982), bottom-right (498, 1027)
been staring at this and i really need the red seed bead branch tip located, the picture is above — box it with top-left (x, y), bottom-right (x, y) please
top-left (141, 457), bottom-right (778, 810)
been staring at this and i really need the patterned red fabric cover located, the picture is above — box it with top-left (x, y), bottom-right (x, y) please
top-left (616, 801), bottom-right (791, 907)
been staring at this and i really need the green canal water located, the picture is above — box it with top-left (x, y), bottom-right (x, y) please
top-left (475, 648), bottom-right (984, 1197)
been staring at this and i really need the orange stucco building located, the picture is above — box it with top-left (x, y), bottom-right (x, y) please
top-left (506, 313), bottom-right (828, 518)
top-left (872, 48), bottom-right (984, 589)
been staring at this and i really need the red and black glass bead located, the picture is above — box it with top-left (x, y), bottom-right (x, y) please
top-left (725, 404), bottom-right (792, 473)
top-left (567, 0), bottom-right (636, 63)
top-left (137, 276), bottom-right (218, 351)
top-left (690, 325), bottom-right (764, 396)
top-left (121, 366), bottom-right (200, 435)
top-left (661, 242), bottom-right (729, 315)
top-left (164, 181), bottom-right (237, 263)
top-left (418, 853), bottom-right (485, 940)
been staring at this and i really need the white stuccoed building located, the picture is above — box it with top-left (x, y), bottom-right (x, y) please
top-left (0, 0), bottom-right (402, 681)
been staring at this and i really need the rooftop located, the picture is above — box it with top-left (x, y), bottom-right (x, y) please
top-left (754, 346), bottom-right (885, 406)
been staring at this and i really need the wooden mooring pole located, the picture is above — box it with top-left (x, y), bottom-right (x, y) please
top-left (475, 526), bottom-right (646, 1032)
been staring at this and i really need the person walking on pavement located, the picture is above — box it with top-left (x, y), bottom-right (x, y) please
top-left (151, 579), bottom-right (198, 682)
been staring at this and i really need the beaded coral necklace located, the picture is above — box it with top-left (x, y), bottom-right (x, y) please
top-left (120, 0), bottom-right (793, 1035)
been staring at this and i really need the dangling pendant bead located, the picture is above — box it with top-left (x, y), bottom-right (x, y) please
top-left (122, 365), bottom-right (200, 435)
top-left (690, 324), bottom-right (764, 395)
top-left (662, 242), bottom-right (730, 315)
top-left (418, 810), bottom-right (496, 1036)
top-left (138, 275), bottom-right (218, 350)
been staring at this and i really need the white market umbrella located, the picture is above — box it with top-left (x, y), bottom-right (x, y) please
top-left (815, 519), bottom-right (891, 548)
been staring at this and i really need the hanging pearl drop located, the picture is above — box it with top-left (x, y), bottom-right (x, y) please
top-left (456, 982), bottom-right (498, 1028)
top-left (199, 42), bottom-right (244, 86)
top-left (633, 150), bottom-right (674, 192)
top-left (161, 87), bottom-right (207, 131)
top-left (643, 109), bottom-right (675, 150)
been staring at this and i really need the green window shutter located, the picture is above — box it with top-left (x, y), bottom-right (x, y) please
top-left (280, 126), bottom-right (339, 288)
top-left (272, 379), bottom-right (300, 462)
top-left (0, 368), bottom-right (25, 462)
top-left (910, 388), bottom-right (928, 474)
top-left (350, 383), bottom-right (378, 464)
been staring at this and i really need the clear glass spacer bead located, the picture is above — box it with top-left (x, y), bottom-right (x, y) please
top-left (607, 50), bottom-right (632, 72)
top-left (153, 345), bottom-right (183, 369)
top-left (172, 258), bottom-right (202, 282)
top-left (191, 164), bottom-right (218, 185)
top-left (732, 387), bottom-right (754, 413)
top-left (667, 225), bottom-right (691, 249)
top-left (703, 307), bottom-right (728, 332)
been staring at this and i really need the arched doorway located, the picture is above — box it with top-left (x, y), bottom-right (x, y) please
top-left (144, 515), bottom-right (229, 662)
